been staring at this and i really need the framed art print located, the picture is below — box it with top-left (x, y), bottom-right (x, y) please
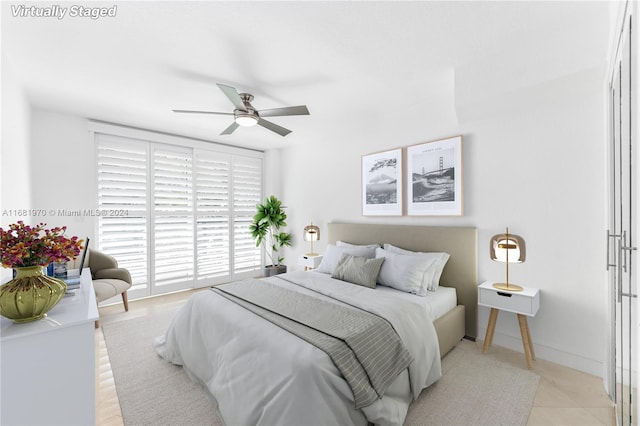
top-left (361, 148), bottom-right (402, 216)
top-left (406, 135), bottom-right (463, 216)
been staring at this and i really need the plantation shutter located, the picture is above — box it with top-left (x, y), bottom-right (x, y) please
top-left (152, 145), bottom-right (194, 288)
top-left (195, 150), bottom-right (231, 279)
top-left (96, 134), bottom-right (149, 291)
top-left (232, 156), bottom-right (263, 274)
top-left (94, 123), bottom-right (264, 299)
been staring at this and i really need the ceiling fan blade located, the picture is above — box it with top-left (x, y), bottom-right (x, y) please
top-left (173, 109), bottom-right (233, 116)
top-left (257, 118), bottom-right (292, 137)
top-left (258, 105), bottom-right (310, 117)
top-left (216, 84), bottom-right (247, 111)
top-left (220, 121), bottom-right (240, 135)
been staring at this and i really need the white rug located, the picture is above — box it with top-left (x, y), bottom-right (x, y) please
top-left (404, 340), bottom-right (540, 425)
top-left (102, 309), bottom-right (540, 426)
top-left (102, 311), bottom-right (223, 426)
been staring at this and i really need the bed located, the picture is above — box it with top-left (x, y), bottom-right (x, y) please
top-left (327, 223), bottom-right (478, 349)
top-left (154, 223), bottom-right (477, 426)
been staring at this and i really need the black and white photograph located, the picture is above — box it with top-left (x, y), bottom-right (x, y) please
top-left (361, 148), bottom-right (402, 216)
top-left (407, 136), bottom-right (463, 216)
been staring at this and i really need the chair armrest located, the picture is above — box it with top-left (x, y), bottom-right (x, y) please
top-left (89, 250), bottom-right (118, 271)
top-left (94, 268), bottom-right (132, 285)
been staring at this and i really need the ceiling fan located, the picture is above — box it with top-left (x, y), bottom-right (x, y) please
top-left (173, 83), bottom-right (310, 137)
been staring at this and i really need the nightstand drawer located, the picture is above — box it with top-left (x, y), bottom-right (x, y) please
top-left (298, 254), bottom-right (323, 269)
top-left (478, 286), bottom-right (540, 316)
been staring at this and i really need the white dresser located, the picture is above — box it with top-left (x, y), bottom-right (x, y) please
top-left (1, 268), bottom-right (99, 426)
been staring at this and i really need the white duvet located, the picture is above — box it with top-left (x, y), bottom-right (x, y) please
top-left (154, 271), bottom-right (441, 426)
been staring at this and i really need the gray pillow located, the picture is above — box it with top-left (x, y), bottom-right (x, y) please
top-left (331, 254), bottom-right (385, 289)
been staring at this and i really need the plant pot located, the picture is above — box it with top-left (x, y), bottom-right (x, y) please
top-left (0, 266), bottom-right (67, 323)
top-left (263, 265), bottom-right (287, 277)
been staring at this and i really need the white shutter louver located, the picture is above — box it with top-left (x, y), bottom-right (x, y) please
top-left (232, 156), bottom-right (263, 274)
top-left (97, 135), bottom-right (149, 290)
top-left (153, 146), bottom-right (194, 287)
top-left (195, 151), bottom-right (231, 279)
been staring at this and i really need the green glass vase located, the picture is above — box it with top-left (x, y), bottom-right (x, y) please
top-left (0, 266), bottom-right (67, 323)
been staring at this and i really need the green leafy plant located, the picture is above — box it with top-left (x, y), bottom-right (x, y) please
top-left (249, 195), bottom-right (292, 267)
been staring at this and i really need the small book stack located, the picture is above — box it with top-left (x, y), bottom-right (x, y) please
top-left (52, 261), bottom-right (81, 295)
top-left (64, 276), bottom-right (81, 290)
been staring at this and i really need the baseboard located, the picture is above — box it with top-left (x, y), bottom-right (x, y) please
top-left (480, 328), bottom-right (604, 378)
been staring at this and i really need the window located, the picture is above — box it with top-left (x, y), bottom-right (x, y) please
top-left (94, 125), bottom-right (263, 299)
top-left (96, 134), bottom-right (149, 292)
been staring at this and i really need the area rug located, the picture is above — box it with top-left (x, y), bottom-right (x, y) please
top-left (102, 310), bottom-right (540, 426)
top-left (403, 340), bottom-right (540, 426)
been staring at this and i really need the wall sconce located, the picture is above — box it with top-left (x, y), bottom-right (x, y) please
top-left (489, 227), bottom-right (526, 292)
top-left (303, 223), bottom-right (320, 256)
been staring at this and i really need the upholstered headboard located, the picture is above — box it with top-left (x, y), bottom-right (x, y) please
top-left (328, 223), bottom-right (478, 339)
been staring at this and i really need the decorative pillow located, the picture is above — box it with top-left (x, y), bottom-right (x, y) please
top-left (316, 244), bottom-right (378, 274)
top-left (331, 254), bottom-right (384, 289)
top-left (383, 243), bottom-right (450, 292)
top-left (375, 248), bottom-right (438, 296)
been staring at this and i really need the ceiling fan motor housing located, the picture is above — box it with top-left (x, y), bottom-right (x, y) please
top-left (234, 93), bottom-right (259, 126)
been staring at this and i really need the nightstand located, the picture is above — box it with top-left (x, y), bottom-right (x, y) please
top-left (298, 254), bottom-right (323, 271)
top-left (478, 281), bottom-right (540, 369)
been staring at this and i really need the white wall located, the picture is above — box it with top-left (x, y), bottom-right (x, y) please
top-left (1, 54), bottom-right (32, 280)
top-left (1, 55), bottom-right (32, 218)
top-left (29, 109), bottom-right (97, 242)
top-left (279, 66), bottom-right (607, 376)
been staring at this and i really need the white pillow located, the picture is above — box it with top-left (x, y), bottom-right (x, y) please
top-left (316, 244), bottom-right (377, 274)
top-left (383, 243), bottom-right (450, 292)
top-left (336, 241), bottom-right (380, 252)
top-left (375, 248), bottom-right (438, 296)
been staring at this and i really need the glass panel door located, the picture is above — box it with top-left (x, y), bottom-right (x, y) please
top-left (609, 13), bottom-right (636, 425)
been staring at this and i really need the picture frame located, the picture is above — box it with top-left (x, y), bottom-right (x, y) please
top-left (361, 148), bottom-right (403, 216)
top-left (406, 135), bottom-right (463, 216)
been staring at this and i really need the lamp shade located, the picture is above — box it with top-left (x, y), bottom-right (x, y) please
top-left (303, 223), bottom-right (320, 256)
top-left (490, 232), bottom-right (526, 263)
top-left (489, 227), bottom-right (525, 292)
top-left (304, 224), bottom-right (320, 242)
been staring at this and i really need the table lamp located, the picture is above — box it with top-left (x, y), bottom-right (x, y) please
top-left (489, 227), bottom-right (526, 292)
top-left (303, 223), bottom-right (320, 256)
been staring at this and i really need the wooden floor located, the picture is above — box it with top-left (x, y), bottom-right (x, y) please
top-left (95, 290), bottom-right (615, 426)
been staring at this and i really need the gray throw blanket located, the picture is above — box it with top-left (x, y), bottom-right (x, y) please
top-left (211, 279), bottom-right (413, 409)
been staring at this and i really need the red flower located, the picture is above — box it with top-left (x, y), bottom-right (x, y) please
top-left (0, 222), bottom-right (83, 268)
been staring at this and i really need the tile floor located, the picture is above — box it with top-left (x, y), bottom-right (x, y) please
top-left (95, 290), bottom-right (615, 426)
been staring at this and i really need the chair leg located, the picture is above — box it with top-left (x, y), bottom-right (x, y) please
top-left (122, 291), bottom-right (129, 312)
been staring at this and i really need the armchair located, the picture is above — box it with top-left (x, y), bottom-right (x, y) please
top-left (86, 249), bottom-right (132, 311)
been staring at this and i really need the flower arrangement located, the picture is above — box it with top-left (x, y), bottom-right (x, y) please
top-left (0, 221), bottom-right (83, 268)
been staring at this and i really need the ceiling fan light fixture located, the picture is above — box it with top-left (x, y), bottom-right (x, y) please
top-left (235, 114), bottom-right (258, 127)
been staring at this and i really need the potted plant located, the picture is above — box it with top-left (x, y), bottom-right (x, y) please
top-left (249, 195), bottom-right (292, 277)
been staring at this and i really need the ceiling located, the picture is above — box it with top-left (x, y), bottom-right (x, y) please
top-left (2, 1), bottom-right (610, 150)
